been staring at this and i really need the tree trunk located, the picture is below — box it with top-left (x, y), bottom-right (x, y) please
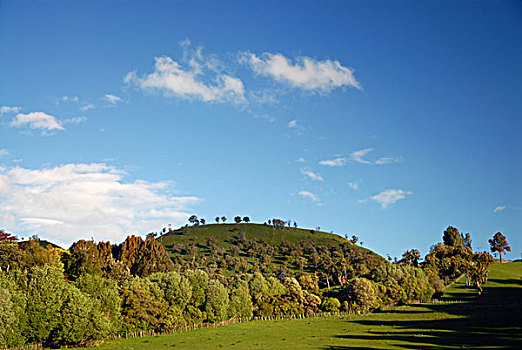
top-left (499, 252), bottom-right (503, 263)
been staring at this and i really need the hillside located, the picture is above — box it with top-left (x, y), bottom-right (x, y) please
top-left (158, 223), bottom-right (387, 285)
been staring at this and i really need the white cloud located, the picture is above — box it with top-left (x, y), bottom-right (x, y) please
top-left (348, 182), bottom-right (359, 190)
top-left (10, 112), bottom-right (64, 131)
top-left (125, 54), bottom-right (245, 104)
top-left (493, 206), bottom-right (506, 213)
top-left (350, 148), bottom-right (401, 165)
top-left (0, 149), bottom-right (8, 158)
top-left (80, 103), bottom-right (95, 111)
top-left (298, 190), bottom-right (320, 202)
top-left (104, 94), bottom-right (122, 104)
top-left (301, 168), bottom-right (324, 182)
top-left (0, 106), bottom-right (21, 115)
top-left (296, 157), bottom-right (306, 163)
top-left (241, 52), bottom-right (361, 93)
top-left (319, 157), bottom-right (346, 167)
top-left (61, 95), bottom-right (79, 102)
top-left (287, 120), bottom-right (298, 128)
top-left (359, 189), bottom-right (412, 209)
top-left (0, 163), bottom-right (201, 246)
top-left (350, 148), bottom-right (373, 164)
top-left (63, 117), bottom-right (87, 125)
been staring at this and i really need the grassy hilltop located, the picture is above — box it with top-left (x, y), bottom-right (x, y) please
top-left (157, 223), bottom-right (386, 279)
top-left (95, 262), bottom-right (522, 350)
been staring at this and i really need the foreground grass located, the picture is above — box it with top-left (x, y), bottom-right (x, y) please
top-left (94, 262), bottom-right (522, 350)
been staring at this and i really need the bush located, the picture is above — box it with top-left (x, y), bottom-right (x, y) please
top-left (343, 278), bottom-right (378, 311)
top-left (321, 297), bottom-right (341, 312)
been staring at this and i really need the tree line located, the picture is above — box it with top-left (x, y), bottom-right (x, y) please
top-left (0, 226), bottom-right (511, 348)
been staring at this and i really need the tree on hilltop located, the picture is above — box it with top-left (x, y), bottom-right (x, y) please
top-left (221, 216), bottom-right (227, 223)
top-left (188, 215), bottom-right (199, 226)
top-left (243, 217), bottom-right (250, 223)
top-left (401, 249), bottom-right (421, 267)
top-left (443, 226), bottom-right (463, 247)
top-left (234, 216), bottom-right (242, 224)
top-left (215, 217), bottom-right (220, 223)
top-left (489, 232), bottom-right (510, 263)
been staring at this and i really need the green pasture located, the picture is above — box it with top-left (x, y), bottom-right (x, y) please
top-left (94, 262), bottom-right (522, 349)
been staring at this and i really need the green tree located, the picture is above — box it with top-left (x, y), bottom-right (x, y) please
top-left (401, 249), bottom-right (421, 267)
top-left (24, 265), bottom-right (69, 344)
top-left (205, 279), bottom-right (229, 323)
top-left (488, 232), bottom-right (511, 263)
top-left (228, 280), bottom-right (253, 319)
top-left (0, 286), bottom-right (25, 348)
top-left (76, 274), bottom-right (122, 333)
top-left (64, 239), bottom-right (101, 279)
top-left (343, 278), bottom-right (378, 312)
top-left (120, 277), bottom-right (168, 332)
top-left (0, 240), bottom-right (25, 272)
top-left (443, 226), bottom-right (463, 247)
top-left (49, 284), bottom-right (112, 346)
top-left (184, 269), bottom-right (209, 308)
top-left (321, 297), bottom-right (341, 312)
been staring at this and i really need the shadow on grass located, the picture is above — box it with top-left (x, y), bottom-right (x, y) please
top-left (326, 293), bottom-right (522, 349)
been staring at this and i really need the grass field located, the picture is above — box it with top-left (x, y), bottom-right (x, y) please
top-left (94, 262), bottom-right (522, 349)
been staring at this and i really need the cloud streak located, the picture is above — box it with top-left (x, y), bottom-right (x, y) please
top-left (319, 157), bottom-right (346, 167)
top-left (493, 206), bottom-right (506, 213)
top-left (0, 163), bottom-right (200, 246)
top-left (350, 148), bottom-right (402, 165)
top-left (242, 52), bottom-right (361, 93)
top-left (0, 106), bottom-right (21, 115)
top-left (301, 168), bottom-right (324, 182)
top-left (298, 190), bottom-right (320, 202)
top-left (104, 94), bottom-right (122, 104)
top-left (359, 189), bottom-right (412, 209)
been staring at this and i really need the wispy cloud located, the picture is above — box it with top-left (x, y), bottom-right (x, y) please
top-left (348, 182), bottom-right (359, 190)
top-left (0, 163), bottom-right (201, 246)
top-left (359, 189), bottom-right (412, 209)
top-left (58, 96), bottom-right (94, 112)
top-left (11, 112), bottom-right (64, 131)
top-left (350, 148), bottom-right (402, 165)
top-left (126, 41), bottom-right (245, 104)
top-left (301, 168), bottom-right (324, 182)
top-left (63, 117), bottom-right (87, 125)
top-left (287, 120), bottom-right (298, 128)
top-left (0, 149), bottom-right (8, 158)
top-left (241, 52), bottom-right (361, 93)
top-left (0, 106), bottom-right (21, 115)
top-left (298, 190), bottom-right (320, 202)
top-left (319, 157), bottom-right (346, 167)
top-left (103, 94), bottom-right (122, 104)
top-left (493, 206), bottom-right (506, 213)
top-left (60, 95), bottom-right (79, 103)
top-left (296, 157), bottom-right (306, 163)
top-left (80, 103), bottom-right (95, 111)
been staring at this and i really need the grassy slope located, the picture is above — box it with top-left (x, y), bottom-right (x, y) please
top-left (159, 223), bottom-right (355, 248)
top-left (157, 223), bottom-right (385, 272)
top-left (94, 262), bottom-right (522, 349)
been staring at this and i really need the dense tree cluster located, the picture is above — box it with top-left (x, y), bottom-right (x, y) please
top-left (0, 223), bottom-right (507, 348)
top-left (421, 226), bottom-right (495, 295)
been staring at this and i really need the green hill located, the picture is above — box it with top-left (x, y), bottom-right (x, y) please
top-left (158, 223), bottom-right (387, 285)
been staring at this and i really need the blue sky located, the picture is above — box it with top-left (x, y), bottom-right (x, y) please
top-left (1, 1), bottom-right (520, 260)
